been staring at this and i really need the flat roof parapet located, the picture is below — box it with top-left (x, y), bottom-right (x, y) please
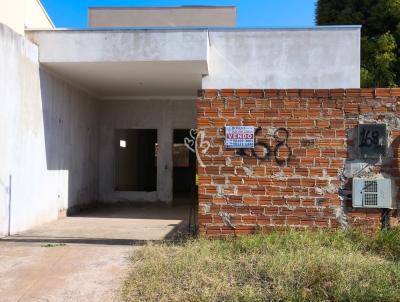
top-left (26, 25), bottom-right (361, 32)
top-left (198, 88), bottom-right (399, 98)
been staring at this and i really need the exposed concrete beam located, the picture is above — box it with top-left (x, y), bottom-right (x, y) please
top-left (26, 29), bottom-right (209, 64)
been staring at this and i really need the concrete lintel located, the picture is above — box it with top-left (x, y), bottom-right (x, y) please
top-left (27, 30), bottom-right (209, 64)
top-left (26, 29), bottom-right (209, 97)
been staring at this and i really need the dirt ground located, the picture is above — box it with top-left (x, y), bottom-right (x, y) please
top-left (0, 242), bottom-right (132, 302)
top-left (0, 203), bottom-right (191, 301)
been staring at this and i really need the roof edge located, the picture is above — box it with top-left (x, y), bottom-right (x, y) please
top-left (198, 88), bottom-right (397, 98)
top-left (35, 0), bottom-right (55, 28)
top-left (25, 25), bottom-right (362, 32)
top-left (88, 6), bottom-right (237, 10)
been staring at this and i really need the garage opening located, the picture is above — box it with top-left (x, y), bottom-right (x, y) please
top-left (173, 129), bottom-right (197, 204)
top-left (114, 129), bottom-right (157, 191)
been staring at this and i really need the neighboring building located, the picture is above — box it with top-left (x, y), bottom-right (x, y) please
top-left (88, 6), bottom-right (237, 28)
top-left (4, 3), bottom-right (395, 238)
top-left (0, 0), bottom-right (53, 35)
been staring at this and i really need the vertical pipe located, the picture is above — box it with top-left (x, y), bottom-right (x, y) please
top-left (381, 208), bottom-right (391, 230)
top-left (8, 174), bottom-right (11, 236)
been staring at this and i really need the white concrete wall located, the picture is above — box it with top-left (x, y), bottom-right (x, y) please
top-left (0, 0), bottom-right (25, 35)
top-left (27, 30), bottom-right (209, 64)
top-left (203, 28), bottom-right (361, 89)
top-left (0, 24), bottom-right (98, 236)
top-left (39, 70), bottom-right (99, 210)
top-left (25, 0), bottom-right (54, 30)
top-left (99, 99), bottom-right (196, 203)
top-left (27, 27), bottom-right (360, 92)
top-left (0, 0), bottom-right (53, 35)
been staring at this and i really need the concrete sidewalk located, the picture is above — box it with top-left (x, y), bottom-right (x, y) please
top-left (0, 203), bottom-right (192, 301)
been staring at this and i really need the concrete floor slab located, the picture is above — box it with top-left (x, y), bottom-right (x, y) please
top-left (0, 203), bottom-right (193, 301)
top-left (5, 203), bottom-right (192, 244)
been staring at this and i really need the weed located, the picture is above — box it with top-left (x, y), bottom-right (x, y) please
top-left (123, 228), bottom-right (400, 302)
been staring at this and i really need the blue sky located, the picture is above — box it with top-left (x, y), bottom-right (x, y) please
top-left (41, 0), bottom-right (317, 28)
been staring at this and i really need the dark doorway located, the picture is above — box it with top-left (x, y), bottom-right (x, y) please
top-left (114, 129), bottom-right (157, 191)
top-left (173, 129), bottom-right (196, 204)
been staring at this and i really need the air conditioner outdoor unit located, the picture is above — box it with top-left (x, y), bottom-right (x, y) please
top-left (352, 178), bottom-right (393, 208)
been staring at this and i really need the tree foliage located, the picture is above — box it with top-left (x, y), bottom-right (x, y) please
top-left (316, 0), bottom-right (400, 87)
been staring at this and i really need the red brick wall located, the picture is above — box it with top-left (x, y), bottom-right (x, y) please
top-left (197, 89), bottom-right (400, 237)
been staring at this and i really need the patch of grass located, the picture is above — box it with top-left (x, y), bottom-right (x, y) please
top-left (123, 228), bottom-right (400, 302)
top-left (41, 243), bottom-right (66, 248)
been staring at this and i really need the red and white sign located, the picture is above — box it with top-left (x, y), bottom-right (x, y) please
top-left (225, 126), bottom-right (255, 148)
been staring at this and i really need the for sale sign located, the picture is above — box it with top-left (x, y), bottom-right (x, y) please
top-left (225, 126), bottom-right (255, 148)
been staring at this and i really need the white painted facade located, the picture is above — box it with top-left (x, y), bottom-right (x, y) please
top-left (0, 0), bottom-right (53, 35)
top-left (204, 28), bottom-right (360, 89)
top-left (27, 26), bottom-right (361, 98)
top-left (0, 25), bottom-right (97, 236)
top-left (0, 5), bottom-right (361, 236)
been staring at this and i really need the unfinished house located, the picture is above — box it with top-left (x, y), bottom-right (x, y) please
top-left (2, 2), bottom-right (396, 239)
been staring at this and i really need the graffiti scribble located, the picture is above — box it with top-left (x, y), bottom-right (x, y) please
top-left (185, 127), bottom-right (292, 167)
top-left (236, 127), bottom-right (292, 166)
